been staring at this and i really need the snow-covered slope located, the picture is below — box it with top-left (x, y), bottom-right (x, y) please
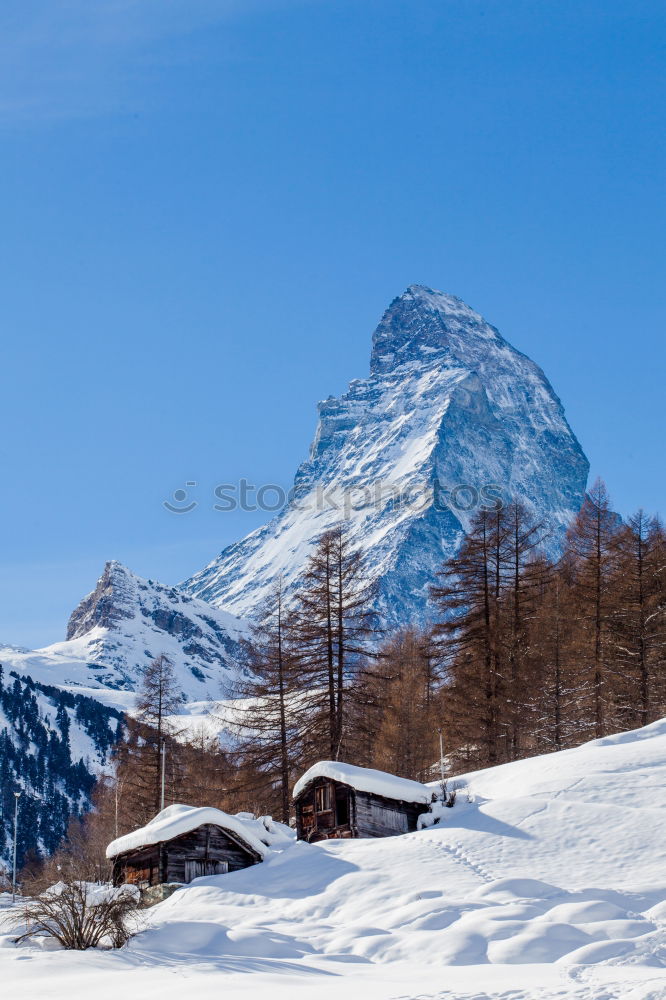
top-left (3, 720), bottom-right (665, 1000)
top-left (1, 562), bottom-right (249, 704)
top-left (139, 718), bottom-right (666, 969)
top-left (184, 285), bottom-right (589, 626)
top-left (0, 562), bottom-right (250, 870)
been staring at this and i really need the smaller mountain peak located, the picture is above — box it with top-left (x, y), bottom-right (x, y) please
top-left (66, 562), bottom-right (137, 640)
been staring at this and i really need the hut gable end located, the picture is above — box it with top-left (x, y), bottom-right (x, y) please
top-left (162, 823), bottom-right (262, 884)
top-left (108, 805), bottom-right (269, 889)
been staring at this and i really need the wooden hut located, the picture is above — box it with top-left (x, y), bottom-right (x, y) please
top-left (107, 804), bottom-right (267, 888)
top-left (293, 762), bottom-right (432, 842)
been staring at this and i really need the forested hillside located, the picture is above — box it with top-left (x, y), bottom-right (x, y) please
top-left (0, 666), bottom-right (123, 873)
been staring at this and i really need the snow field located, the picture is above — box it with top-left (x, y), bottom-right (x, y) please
top-left (1, 719), bottom-right (665, 1000)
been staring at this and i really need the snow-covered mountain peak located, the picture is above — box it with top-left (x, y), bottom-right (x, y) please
top-left (65, 560), bottom-right (249, 695)
top-left (184, 286), bottom-right (589, 626)
top-left (1, 561), bottom-right (250, 701)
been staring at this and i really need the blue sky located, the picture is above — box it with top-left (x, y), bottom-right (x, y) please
top-left (1, 0), bottom-right (664, 647)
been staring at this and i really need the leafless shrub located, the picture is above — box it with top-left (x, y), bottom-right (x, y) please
top-left (4, 880), bottom-right (140, 950)
top-left (438, 779), bottom-right (457, 807)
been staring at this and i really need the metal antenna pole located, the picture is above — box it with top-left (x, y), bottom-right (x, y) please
top-left (12, 792), bottom-right (21, 904)
top-left (160, 738), bottom-right (166, 812)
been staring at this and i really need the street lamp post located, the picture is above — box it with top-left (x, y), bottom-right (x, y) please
top-left (438, 727), bottom-right (446, 787)
top-left (12, 791), bottom-right (21, 905)
top-left (160, 738), bottom-right (166, 812)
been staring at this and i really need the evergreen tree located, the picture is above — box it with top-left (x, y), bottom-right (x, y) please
top-left (565, 479), bottom-right (619, 738)
top-left (0, 671), bottom-right (122, 874)
top-left (128, 654), bottom-right (183, 817)
top-left (223, 580), bottom-right (305, 822)
top-left (291, 524), bottom-right (375, 762)
top-left (610, 511), bottom-right (666, 726)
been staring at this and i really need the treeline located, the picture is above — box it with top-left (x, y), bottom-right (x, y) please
top-left (432, 480), bottom-right (665, 770)
top-left (32, 525), bottom-right (382, 882)
top-left (222, 479), bottom-right (666, 818)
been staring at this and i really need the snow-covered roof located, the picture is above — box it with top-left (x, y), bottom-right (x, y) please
top-left (106, 804), bottom-right (279, 860)
top-left (293, 761), bottom-right (432, 805)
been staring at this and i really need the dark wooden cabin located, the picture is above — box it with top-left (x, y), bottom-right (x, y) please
top-left (107, 806), bottom-right (265, 888)
top-left (293, 762), bottom-right (431, 842)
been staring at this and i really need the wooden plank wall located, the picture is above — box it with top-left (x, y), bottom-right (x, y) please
top-left (354, 790), bottom-right (425, 837)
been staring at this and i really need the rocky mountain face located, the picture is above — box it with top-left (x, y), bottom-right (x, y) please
top-left (184, 285), bottom-right (589, 627)
top-left (60, 560), bottom-right (249, 699)
top-left (0, 284), bottom-right (590, 870)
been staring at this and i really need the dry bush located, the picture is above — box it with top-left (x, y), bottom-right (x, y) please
top-left (5, 880), bottom-right (140, 950)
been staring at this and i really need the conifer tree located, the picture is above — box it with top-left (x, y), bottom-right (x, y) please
top-left (125, 654), bottom-right (183, 818)
top-left (223, 580), bottom-right (304, 822)
top-left (565, 479), bottom-right (619, 738)
top-left (433, 503), bottom-right (550, 767)
top-left (525, 557), bottom-right (588, 749)
top-left (291, 524), bottom-right (375, 762)
top-left (502, 502), bottom-right (548, 758)
top-left (363, 628), bottom-right (441, 781)
top-left (610, 511), bottom-right (666, 727)
top-left (431, 509), bottom-right (503, 768)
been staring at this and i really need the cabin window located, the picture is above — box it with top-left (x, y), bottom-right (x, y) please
top-left (335, 787), bottom-right (349, 826)
top-left (315, 784), bottom-right (332, 813)
top-left (125, 865), bottom-right (151, 888)
top-left (184, 859), bottom-right (229, 883)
